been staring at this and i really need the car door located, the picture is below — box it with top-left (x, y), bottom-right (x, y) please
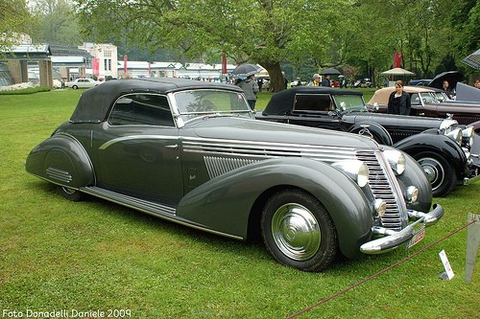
top-left (93, 93), bottom-right (183, 206)
top-left (287, 93), bottom-right (344, 131)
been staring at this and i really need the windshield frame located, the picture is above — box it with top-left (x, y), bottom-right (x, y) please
top-left (332, 94), bottom-right (368, 114)
top-left (169, 89), bottom-right (254, 127)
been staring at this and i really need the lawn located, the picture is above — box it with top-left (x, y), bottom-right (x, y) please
top-left (0, 88), bottom-right (478, 319)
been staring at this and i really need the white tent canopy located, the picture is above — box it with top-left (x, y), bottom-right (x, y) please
top-left (380, 67), bottom-right (415, 75)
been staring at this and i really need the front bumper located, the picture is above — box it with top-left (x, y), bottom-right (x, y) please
top-left (360, 204), bottom-right (444, 254)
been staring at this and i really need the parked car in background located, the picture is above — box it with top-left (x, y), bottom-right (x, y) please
top-left (26, 78), bottom-right (444, 272)
top-left (256, 86), bottom-right (479, 197)
top-left (65, 77), bottom-right (101, 89)
top-left (409, 79), bottom-right (432, 86)
top-left (367, 85), bottom-right (480, 126)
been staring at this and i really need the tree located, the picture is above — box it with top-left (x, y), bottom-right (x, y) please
top-left (75, 0), bottom-right (354, 92)
top-left (0, 0), bottom-right (31, 54)
top-left (29, 0), bottom-right (82, 45)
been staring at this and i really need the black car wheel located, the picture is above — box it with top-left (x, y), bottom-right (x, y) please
top-left (72, 85), bottom-right (78, 89)
top-left (58, 186), bottom-right (83, 201)
top-left (415, 153), bottom-right (456, 197)
top-left (261, 189), bottom-right (338, 272)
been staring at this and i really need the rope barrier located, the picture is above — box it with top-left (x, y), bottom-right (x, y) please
top-left (286, 220), bottom-right (477, 319)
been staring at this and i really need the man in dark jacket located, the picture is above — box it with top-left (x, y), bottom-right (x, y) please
top-left (387, 80), bottom-right (411, 115)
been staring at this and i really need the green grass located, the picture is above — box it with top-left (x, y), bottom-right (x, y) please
top-left (1, 90), bottom-right (479, 319)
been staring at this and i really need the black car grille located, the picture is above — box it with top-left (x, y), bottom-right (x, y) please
top-left (184, 139), bottom-right (405, 230)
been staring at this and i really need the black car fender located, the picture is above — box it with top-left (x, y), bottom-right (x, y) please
top-left (348, 122), bottom-right (393, 146)
top-left (25, 133), bottom-right (95, 188)
top-left (393, 132), bottom-right (467, 179)
top-left (176, 157), bottom-right (373, 258)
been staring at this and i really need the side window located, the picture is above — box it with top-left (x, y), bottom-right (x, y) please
top-left (294, 94), bottom-right (332, 112)
top-left (411, 93), bottom-right (421, 105)
top-left (109, 94), bottom-right (175, 126)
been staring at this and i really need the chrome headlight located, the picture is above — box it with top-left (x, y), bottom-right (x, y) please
top-left (439, 119), bottom-right (458, 131)
top-left (332, 160), bottom-right (369, 187)
top-left (384, 149), bottom-right (406, 175)
top-left (373, 199), bottom-right (386, 218)
top-left (445, 128), bottom-right (463, 146)
top-left (406, 186), bottom-right (419, 203)
top-left (462, 126), bottom-right (474, 148)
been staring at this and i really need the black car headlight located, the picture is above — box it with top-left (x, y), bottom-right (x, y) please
top-left (462, 126), bottom-right (474, 148)
top-left (445, 127), bottom-right (463, 146)
top-left (332, 160), bottom-right (369, 187)
top-left (384, 149), bottom-right (405, 175)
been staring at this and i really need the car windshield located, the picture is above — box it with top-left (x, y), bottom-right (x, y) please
top-left (173, 89), bottom-right (253, 123)
top-left (332, 95), bottom-right (367, 113)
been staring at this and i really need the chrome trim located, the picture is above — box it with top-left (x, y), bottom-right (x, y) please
top-left (360, 204), bottom-right (444, 254)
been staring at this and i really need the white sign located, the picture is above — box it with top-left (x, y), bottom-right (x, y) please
top-left (439, 249), bottom-right (455, 280)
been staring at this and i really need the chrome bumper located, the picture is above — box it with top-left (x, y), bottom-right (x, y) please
top-left (360, 204), bottom-right (444, 254)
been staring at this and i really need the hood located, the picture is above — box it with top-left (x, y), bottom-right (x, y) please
top-left (342, 112), bottom-right (445, 130)
top-left (189, 117), bottom-right (379, 150)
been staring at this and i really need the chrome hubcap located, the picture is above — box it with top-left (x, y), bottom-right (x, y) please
top-left (62, 187), bottom-right (76, 195)
top-left (418, 158), bottom-right (444, 192)
top-left (271, 203), bottom-right (320, 261)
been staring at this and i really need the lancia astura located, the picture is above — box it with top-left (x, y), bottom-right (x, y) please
top-left (26, 78), bottom-right (444, 272)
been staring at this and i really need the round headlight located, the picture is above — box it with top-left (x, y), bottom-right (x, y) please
top-left (332, 160), bottom-right (369, 188)
top-left (384, 150), bottom-right (406, 175)
top-left (445, 128), bottom-right (463, 145)
top-left (462, 126), bottom-right (474, 148)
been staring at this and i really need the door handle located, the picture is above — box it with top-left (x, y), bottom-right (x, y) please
top-left (165, 144), bottom-right (178, 150)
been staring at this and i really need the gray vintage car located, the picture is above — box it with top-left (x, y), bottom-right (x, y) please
top-left (26, 78), bottom-right (444, 272)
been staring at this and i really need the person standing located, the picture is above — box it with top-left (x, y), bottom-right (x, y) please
top-left (311, 74), bottom-right (321, 86)
top-left (387, 80), bottom-right (411, 115)
top-left (321, 74), bottom-right (331, 87)
top-left (442, 80), bottom-right (455, 99)
top-left (236, 75), bottom-right (259, 110)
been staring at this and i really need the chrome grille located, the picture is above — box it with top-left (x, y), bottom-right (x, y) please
top-left (355, 150), bottom-right (405, 230)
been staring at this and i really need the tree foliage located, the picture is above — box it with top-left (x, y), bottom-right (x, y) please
top-left (28, 0), bottom-right (82, 45)
top-left (0, 0), bottom-right (31, 54)
top-left (71, 0), bottom-right (479, 89)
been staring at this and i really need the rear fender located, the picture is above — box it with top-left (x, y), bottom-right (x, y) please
top-left (349, 122), bottom-right (393, 146)
top-left (26, 134), bottom-right (95, 188)
top-left (393, 132), bottom-right (467, 179)
top-left (177, 157), bottom-right (374, 258)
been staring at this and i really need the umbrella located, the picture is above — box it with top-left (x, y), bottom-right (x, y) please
top-left (428, 71), bottom-right (464, 89)
top-left (462, 49), bottom-right (480, 70)
top-left (380, 67), bottom-right (415, 76)
top-left (231, 64), bottom-right (263, 77)
top-left (320, 68), bottom-right (341, 75)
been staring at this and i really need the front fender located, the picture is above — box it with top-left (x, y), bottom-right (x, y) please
top-left (348, 121), bottom-right (393, 146)
top-left (25, 133), bottom-right (95, 188)
top-left (393, 132), bottom-right (467, 180)
top-left (383, 146), bottom-right (432, 212)
top-left (177, 157), bottom-right (374, 258)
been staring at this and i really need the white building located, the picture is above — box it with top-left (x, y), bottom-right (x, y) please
top-left (79, 42), bottom-right (118, 79)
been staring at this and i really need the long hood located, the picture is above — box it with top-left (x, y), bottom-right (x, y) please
top-left (343, 112), bottom-right (445, 129)
top-left (189, 117), bottom-right (379, 150)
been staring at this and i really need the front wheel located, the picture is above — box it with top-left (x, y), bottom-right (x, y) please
top-left (261, 189), bottom-right (338, 272)
top-left (414, 153), bottom-right (456, 197)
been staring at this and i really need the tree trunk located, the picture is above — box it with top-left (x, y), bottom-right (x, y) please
top-left (259, 60), bottom-right (286, 92)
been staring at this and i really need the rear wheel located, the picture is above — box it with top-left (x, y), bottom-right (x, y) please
top-left (261, 189), bottom-right (338, 272)
top-left (72, 85), bottom-right (78, 89)
top-left (414, 153), bottom-right (456, 197)
top-left (57, 186), bottom-right (83, 201)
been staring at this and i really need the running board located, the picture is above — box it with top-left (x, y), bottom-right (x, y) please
top-left (81, 186), bottom-right (244, 240)
top-left (82, 186), bottom-right (176, 217)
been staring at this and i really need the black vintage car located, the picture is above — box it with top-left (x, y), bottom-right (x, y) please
top-left (256, 86), bottom-right (479, 197)
top-left (26, 78), bottom-right (444, 272)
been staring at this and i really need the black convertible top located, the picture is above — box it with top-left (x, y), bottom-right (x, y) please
top-left (70, 77), bottom-right (243, 123)
top-left (263, 86), bottom-right (363, 115)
